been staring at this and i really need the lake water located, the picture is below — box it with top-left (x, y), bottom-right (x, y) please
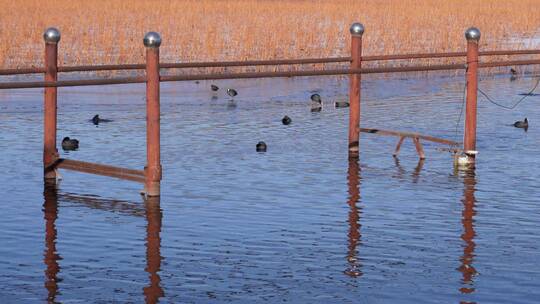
top-left (0, 72), bottom-right (539, 303)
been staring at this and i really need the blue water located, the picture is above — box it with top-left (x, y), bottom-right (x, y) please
top-left (0, 73), bottom-right (539, 303)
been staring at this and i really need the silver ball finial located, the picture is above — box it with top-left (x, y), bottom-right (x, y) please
top-left (465, 27), bottom-right (481, 42)
top-left (350, 23), bottom-right (365, 36)
top-left (43, 27), bottom-right (61, 44)
top-left (143, 32), bottom-right (162, 48)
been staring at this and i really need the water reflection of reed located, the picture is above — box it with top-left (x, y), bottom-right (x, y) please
top-left (344, 159), bottom-right (362, 277)
top-left (42, 184), bottom-right (164, 303)
top-left (459, 169), bottom-right (478, 297)
top-left (43, 180), bottom-right (61, 303)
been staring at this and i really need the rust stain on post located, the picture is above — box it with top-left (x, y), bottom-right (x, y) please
top-left (349, 25), bottom-right (363, 158)
top-left (145, 38), bottom-right (162, 197)
top-left (464, 34), bottom-right (479, 157)
top-left (44, 39), bottom-right (59, 180)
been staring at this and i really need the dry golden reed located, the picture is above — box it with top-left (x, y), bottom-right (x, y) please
top-left (0, 0), bottom-right (539, 68)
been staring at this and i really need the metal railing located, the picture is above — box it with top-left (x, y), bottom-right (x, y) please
top-left (1, 23), bottom-right (538, 195)
top-left (2, 49), bottom-right (540, 76)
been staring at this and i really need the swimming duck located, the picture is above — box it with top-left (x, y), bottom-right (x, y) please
top-left (310, 93), bottom-right (322, 112)
top-left (256, 141), bottom-right (267, 152)
top-left (227, 88), bottom-right (238, 98)
top-left (310, 93), bottom-right (322, 103)
top-left (211, 84), bottom-right (219, 91)
top-left (510, 68), bottom-right (517, 81)
top-left (513, 118), bottom-right (528, 129)
top-left (61, 137), bottom-right (79, 151)
top-left (282, 115), bottom-right (292, 125)
top-left (334, 101), bottom-right (350, 108)
top-left (91, 114), bottom-right (112, 125)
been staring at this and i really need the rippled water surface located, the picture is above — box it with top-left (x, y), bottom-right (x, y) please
top-left (1, 73), bottom-right (539, 303)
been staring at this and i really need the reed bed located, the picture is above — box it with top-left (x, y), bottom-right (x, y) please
top-left (0, 0), bottom-right (539, 72)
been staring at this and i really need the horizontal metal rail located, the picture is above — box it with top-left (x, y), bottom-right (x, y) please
top-left (360, 128), bottom-right (460, 146)
top-left (161, 57), bottom-right (349, 69)
top-left (0, 65), bottom-right (462, 89)
top-left (55, 158), bottom-right (145, 183)
top-left (1, 58), bottom-right (539, 90)
top-left (1, 49), bottom-right (539, 76)
top-left (161, 63), bottom-right (467, 82)
top-left (364, 49), bottom-right (540, 61)
top-left (0, 76), bottom-right (146, 89)
top-left (0, 67), bottom-right (46, 75)
top-left (479, 59), bottom-right (540, 68)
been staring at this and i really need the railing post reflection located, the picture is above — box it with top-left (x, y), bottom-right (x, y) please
top-left (42, 183), bottom-right (164, 302)
top-left (458, 168), bottom-right (478, 296)
top-left (43, 180), bottom-right (61, 302)
top-left (393, 157), bottom-right (424, 183)
top-left (412, 159), bottom-right (425, 184)
top-left (344, 158), bottom-right (362, 277)
top-left (143, 196), bottom-right (164, 303)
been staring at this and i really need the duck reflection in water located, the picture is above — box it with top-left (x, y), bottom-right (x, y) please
top-left (42, 183), bottom-right (164, 303)
top-left (457, 168), bottom-right (478, 299)
top-left (344, 158), bottom-right (363, 277)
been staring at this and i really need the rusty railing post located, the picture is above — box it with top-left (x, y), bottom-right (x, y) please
top-left (463, 27), bottom-right (480, 162)
top-left (144, 32), bottom-right (162, 197)
top-left (349, 23), bottom-right (364, 158)
top-left (43, 28), bottom-right (61, 180)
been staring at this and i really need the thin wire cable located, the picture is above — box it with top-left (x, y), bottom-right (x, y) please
top-left (454, 81), bottom-right (468, 143)
top-left (478, 77), bottom-right (540, 110)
